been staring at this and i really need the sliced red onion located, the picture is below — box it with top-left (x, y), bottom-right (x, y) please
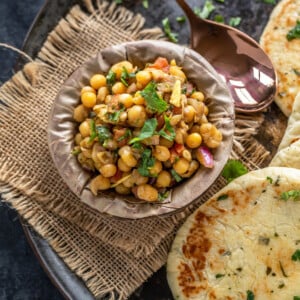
top-left (196, 146), bottom-right (214, 168)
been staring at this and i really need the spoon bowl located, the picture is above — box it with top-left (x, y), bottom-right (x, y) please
top-left (176, 0), bottom-right (276, 113)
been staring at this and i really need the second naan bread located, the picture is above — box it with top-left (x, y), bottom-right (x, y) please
top-left (260, 0), bottom-right (300, 117)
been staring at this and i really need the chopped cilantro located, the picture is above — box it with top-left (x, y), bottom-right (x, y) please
top-left (246, 290), bottom-right (255, 300)
top-left (294, 297), bottom-right (300, 300)
top-left (287, 20), bottom-right (300, 41)
top-left (162, 17), bottom-right (178, 43)
top-left (89, 119), bottom-right (98, 142)
top-left (107, 108), bottom-right (124, 123)
top-left (71, 148), bottom-right (81, 155)
top-left (176, 16), bottom-right (186, 23)
top-left (158, 191), bottom-right (169, 202)
top-left (266, 176), bottom-right (273, 184)
top-left (96, 125), bottom-right (112, 144)
top-left (229, 17), bottom-right (241, 27)
top-left (217, 194), bottom-right (228, 201)
top-left (106, 70), bottom-right (116, 91)
top-left (215, 273), bottom-right (225, 278)
top-left (221, 159), bottom-right (248, 183)
top-left (114, 0), bottom-right (122, 3)
top-left (158, 115), bottom-right (176, 141)
top-left (131, 142), bottom-right (143, 150)
top-left (141, 82), bottom-right (168, 113)
top-left (215, 0), bottom-right (224, 2)
top-left (171, 169), bottom-right (182, 183)
top-left (293, 69), bottom-right (300, 76)
top-left (120, 67), bottom-right (136, 87)
top-left (280, 190), bottom-right (300, 201)
top-left (194, 1), bottom-right (215, 19)
top-left (129, 118), bottom-right (158, 144)
top-left (142, 0), bottom-right (149, 8)
top-left (291, 249), bottom-right (300, 261)
top-left (117, 128), bottom-right (132, 142)
top-left (137, 148), bottom-right (155, 177)
top-left (262, 0), bottom-right (276, 4)
top-left (214, 14), bottom-right (225, 23)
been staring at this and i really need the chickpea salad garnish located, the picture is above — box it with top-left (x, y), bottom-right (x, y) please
top-left (72, 57), bottom-right (222, 202)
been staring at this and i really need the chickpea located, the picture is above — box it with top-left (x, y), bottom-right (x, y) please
top-left (97, 151), bottom-right (114, 164)
top-left (115, 183), bottom-right (131, 195)
top-left (181, 160), bottom-right (199, 178)
top-left (191, 91), bottom-right (205, 102)
top-left (111, 61), bottom-right (133, 79)
top-left (97, 86), bottom-right (109, 103)
top-left (99, 164), bottom-right (117, 178)
top-left (156, 170), bottom-right (172, 188)
top-left (159, 137), bottom-right (174, 148)
top-left (153, 145), bottom-right (170, 162)
top-left (81, 86), bottom-right (96, 95)
top-left (182, 149), bottom-right (192, 161)
top-left (118, 146), bottom-right (137, 167)
top-left (136, 184), bottom-right (158, 202)
top-left (183, 105), bottom-right (196, 123)
top-left (119, 111), bottom-right (128, 123)
top-left (81, 148), bottom-right (92, 159)
top-left (90, 74), bottom-right (106, 90)
top-left (112, 82), bottom-right (127, 94)
top-left (175, 128), bottom-right (187, 144)
top-left (186, 132), bottom-right (202, 148)
top-left (118, 93), bottom-right (134, 108)
top-left (127, 105), bottom-right (147, 128)
top-left (78, 153), bottom-right (95, 171)
top-left (90, 175), bottom-right (110, 195)
top-left (132, 91), bottom-right (145, 105)
top-left (81, 91), bottom-right (97, 108)
top-left (173, 158), bottom-right (189, 175)
top-left (117, 158), bottom-right (132, 172)
top-left (149, 160), bottom-right (163, 176)
top-left (132, 169), bottom-right (148, 185)
top-left (190, 125), bottom-right (201, 134)
top-left (73, 104), bottom-right (89, 123)
top-left (136, 70), bottom-right (152, 86)
top-left (169, 65), bottom-right (186, 83)
top-left (79, 120), bottom-right (91, 137)
top-left (80, 137), bottom-right (93, 149)
top-left (170, 115), bottom-right (182, 126)
top-left (123, 174), bottom-right (135, 188)
top-left (204, 105), bottom-right (209, 116)
top-left (200, 123), bottom-right (223, 148)
top-left (75, 133), bottom-right (83, 145)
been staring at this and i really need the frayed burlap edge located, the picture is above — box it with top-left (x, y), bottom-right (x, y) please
top-left (0, 0), bottom-right (269, 261)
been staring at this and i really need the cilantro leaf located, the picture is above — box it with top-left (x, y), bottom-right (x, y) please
top-left (137, 148), bottom-right (155, 177)
top-left (158, 115), bottom-right (176, 141)
top-left (141, 82), bottom-right (168, 113)
top-left (262, 0), bottom-right (276, 4)
top-left (194, 1), bottom-right (215, 19)
top-left (246, 290), bottom-right (255, 300)
top-left (287, 20), bottom-right (300, 41)
top-left (176, 16), bottom-right (186, 23)
top-left (171, 169), bottom-right (182, 182)
top-left (221, 159), bottom-right (248, 183)
top-left (71, 148), bottom-right (81, 155)
top-left (162, 17), bottom-right (178, 43)
top-left (280, 190), bottom-right (300, 201)
top-left (266, 176), bottom-right (273, 184)
top-left (106, 70), bottom-right (116, 91)
top-left (229, 17), bottom-right (241, 27)
top-left (214, 14), bottom-right (225, 23)
top-left (158, 191), bottom-right (169, 202)
top-left (96, 125), bottom-right (112, 144)
top-left (215, 273), bottom-right (225, 278)
top-left (291, 249), bottom-right (300, 261)
top-left (215, 0), bottom-right (224, 2)
top-left (89, 119), bottom-right (98, 142)
top-left (142, 0), bottom-right (149, 9)
top-left (217, 194), bottom-right (228, 201)
top-left (129, 118), bottom-right (158, 144)
top-left (294, 296), bottom-right (300, 300)
top-left (107, 108), bottom-right (124, 123)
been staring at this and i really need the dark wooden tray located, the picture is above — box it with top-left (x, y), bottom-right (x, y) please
top-left (18, 0), bottom-right (286, 299)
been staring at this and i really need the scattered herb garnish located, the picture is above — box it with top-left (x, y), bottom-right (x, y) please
top-left (229, 17), bottom-right (241, 27)
top-left (141, 82), bottom-right (168, 113)
top-left (89, 119), bottom-right (98, 142)
top-left (137, 148), bottom-right (155, 177)
top-left (117, 128), bottom-right (132, 142)
top-left (194, 1), bottom-right (215, 19)
top-left (280, 190), bottom-right (300, 201)
top-left (162, 17), bottom-right (178, 43)
top-left (176, 16), bottom-right (186, 23)
top-left (287, 20), bottom-right (300, 41)
top-left (106, 70), bottom-right (116, 91)
top-left (291, 249), bottom-right (300, 261)
top-left (246, 290), bottom-right (255, 300)
top-left (129, 118), bottom-right (158, 144)
top-left (293, 69), bottom-right (300, 76)
top-left (266, 176), bottom-right (273, 184)
top-left (215, 0), bottom-right (225, 2)
top-left (131, 142), bottom-right (143, 150)
top-left (171, 169), bottom-right (182, 182)
top-left (279, 261), bottom-right (288, 277)
top-left (214, 14), bottom-right (225, 23)
top-left (96, 125), bottom-right (112, 144)
top-left (142, 0), bottom-right (149, 9)
top-left (158, 191), bottom-right (169, 202)
top-left (215, 273), bottom-right (225, 278)
top-left (120, 67), bottom-right (130, 87)
top-left (158, 115), bottom-right (176, 141)
top-left (217, 194), bottom-right (229, 201)
top-left (221, 159), bottom-right (248, 183)
top-left (107, 108), bottom-right (125, 123)
top-left (294, 296), bottom-right (300, 300)
top-left (114, 0), bottom-right (122, 3)
top-left (262, 0), bottom-right (276, 4)
top-left (71, 148), bottom-right (81, 155)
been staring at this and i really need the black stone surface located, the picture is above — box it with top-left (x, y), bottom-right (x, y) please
top-left (0, 0), bottom-right (281, 299)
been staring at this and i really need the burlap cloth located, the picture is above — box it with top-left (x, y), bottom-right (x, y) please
top-left (0, 0), bottom-right (273, 298)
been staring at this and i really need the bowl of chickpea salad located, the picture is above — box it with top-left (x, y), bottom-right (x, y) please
top-left (48, 40), bottom-right (235, 218)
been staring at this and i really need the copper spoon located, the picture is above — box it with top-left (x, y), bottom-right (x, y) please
top-left (176, 0), bottom-right (276, 113)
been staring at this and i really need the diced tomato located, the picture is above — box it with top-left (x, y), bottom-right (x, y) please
top-left (151, 57), bottom-right (169, 72)
top-left (174, 143), bottom-right (185, 155)
top-left (169, 148), bottom-right (178, 164)
top-left (172, 106), bottom-right (182, 114)
top-left (110, 168), bottom-right (123, 183)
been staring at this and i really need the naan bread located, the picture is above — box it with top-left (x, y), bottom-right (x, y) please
top-left (167, 167), bottom-right (300, 300)
top-left (277, 92), bottom-right (300, 151)
top-left (260, 0), bottom-right (300, 117)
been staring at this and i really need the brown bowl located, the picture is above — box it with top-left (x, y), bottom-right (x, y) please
top-left (47, 40), bottom-right (235, 219)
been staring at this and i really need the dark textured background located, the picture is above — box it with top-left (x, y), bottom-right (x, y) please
top-left (0, 1), bottom-right (64, 299)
